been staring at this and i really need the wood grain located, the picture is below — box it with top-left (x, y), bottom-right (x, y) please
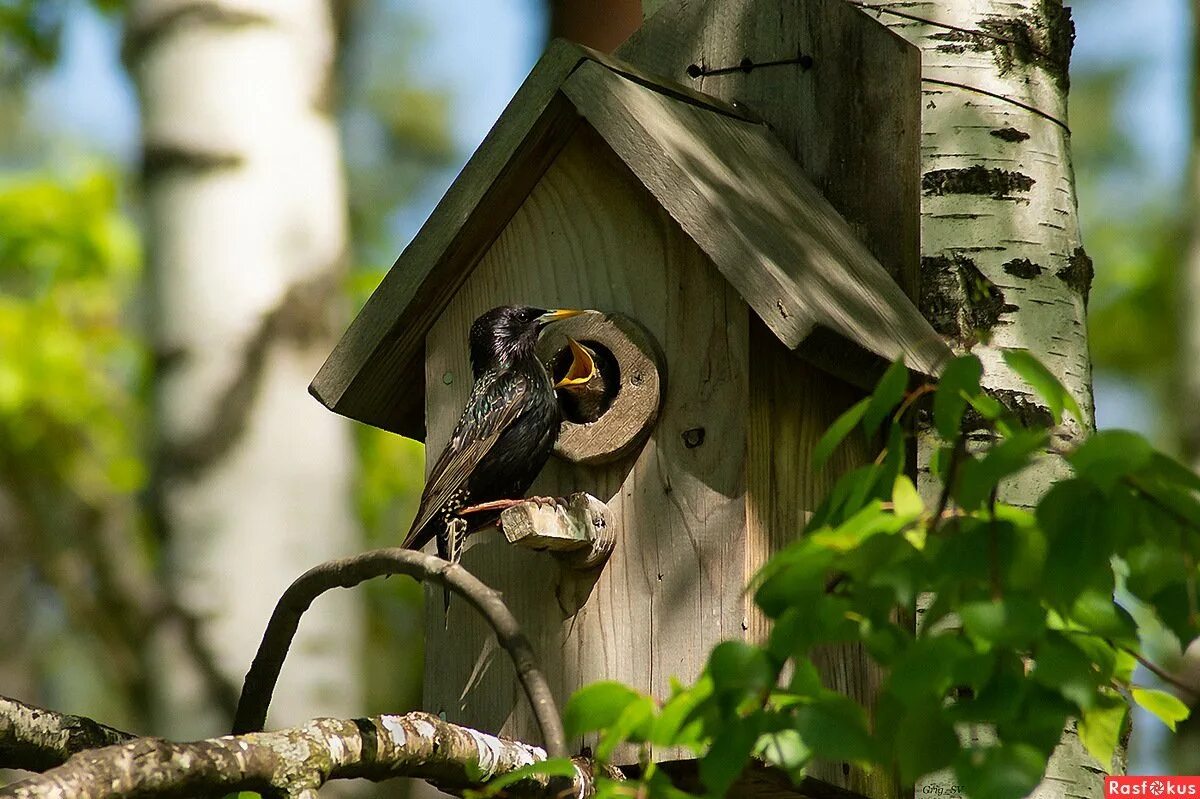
top-left (745, 319), bottom-right (895, 798)
top-left (422, 125), bottom-right (749, 764)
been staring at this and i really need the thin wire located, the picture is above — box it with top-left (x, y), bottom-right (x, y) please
top-left (849, 0), bottom-right (1067, 70)
top-left (923, 77), bottom-right (1070, 133)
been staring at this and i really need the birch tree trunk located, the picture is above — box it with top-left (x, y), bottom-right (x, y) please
top-left (125, 0), bottom-right (362, 737)
top-left (847, 2), bottom-right (1102, 797)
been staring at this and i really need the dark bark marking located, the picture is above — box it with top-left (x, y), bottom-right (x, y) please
top-left (960, 388), bottom-right (1055, 433)
top-left (124, 2), bottom-right (273, 64)
top-left (1002, 258), bottom-right (1044, 279)
top-left (157, 270), bottom-right (343, 482)
top-left (927, 0), bottom-right (1074, 91)
top-left (142, 144), bottom-right (243, 182)
top-left (989, 388), bottom-right (1056, 430)
top-left (991, 127), bottom-right (1031, 142)
top-left (922, 166), bottom-right (1035, 199)
top-left (921, 255), bottom-right (1017, 345)
top-left (1056, 247), bottom-right (1094, 303)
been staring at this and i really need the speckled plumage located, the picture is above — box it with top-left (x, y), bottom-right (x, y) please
top-left (401, 306), bottom-right (566, 564)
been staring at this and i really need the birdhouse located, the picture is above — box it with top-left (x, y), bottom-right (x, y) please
top-left (312, 2), bottom-right (950, 796)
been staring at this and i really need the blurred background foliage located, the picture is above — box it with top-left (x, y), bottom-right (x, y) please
top-left (0, 0), bottom-right (1193, 782)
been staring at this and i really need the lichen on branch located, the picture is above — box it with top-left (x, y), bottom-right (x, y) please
top-left (0, 698), bottom-right (591, 799)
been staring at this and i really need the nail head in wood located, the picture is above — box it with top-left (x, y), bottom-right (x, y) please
top-left (538, 311), bottom-right (665, 465)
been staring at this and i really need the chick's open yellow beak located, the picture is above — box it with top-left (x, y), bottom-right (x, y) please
top-left (554, 338), bottom-right (597, 389)
top-left (538, 308), bottom-right (584, 324)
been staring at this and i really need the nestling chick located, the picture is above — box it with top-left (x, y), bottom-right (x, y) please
top-left (553, 338), bottom-right (614, 423)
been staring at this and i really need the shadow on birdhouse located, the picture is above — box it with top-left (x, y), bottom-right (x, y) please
top-left (310, 3), bottom-right (952, 796)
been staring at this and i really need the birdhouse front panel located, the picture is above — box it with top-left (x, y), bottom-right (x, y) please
top-left (422, 123), bottom-right (751, 751)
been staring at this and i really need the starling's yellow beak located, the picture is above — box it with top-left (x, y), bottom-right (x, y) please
top-left (538, 308), bottom-right (584, 324)
top-left (554, 338), bottom-right (596, 389)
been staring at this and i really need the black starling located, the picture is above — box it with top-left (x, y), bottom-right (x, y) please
top-left (401, 306), bottom-right (585, 574)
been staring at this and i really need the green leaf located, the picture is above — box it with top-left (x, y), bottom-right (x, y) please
top-left (1144, 451), bottom-right (1200, 494)
top-left (563, 682), bottom-right (643, 737)
top-left (813, 398), bottom-right (869, 471)
top-left (795, 694), bottom-right (877, 762)
top-left (955, 429), bottom-right (1047, 510)
top-left (699, 716), bottom-right (759, 797)
top-left (1132, 687), bottom-right (1190, 732)
top-left (754, 546), bottom-right (836, 619)
top-left (895, 704), bottom-right (959, 784)
top-left (863, 359), bottom-right (909, 436)
top-left (887, 635), bottom-right (970, 704)
top-left (755, 728), bottom-right (812, 780)
top-left (1068, 430), bottom-right (1154, 491)
top-left (708, 641), bottom-right (773, 707)
top-left (1036, 481), bottom-right (1117, 605)
top-left (474, 758), bottom-right (577, 795)
top-left (1078, 692), bottom-right (1127, 768)
top-left (955, 743), bottom-right (1046, 799)
top-left (892, 475), bottom-right (924, 522)
top-left (596, 695), bottom-right (656, 760)
top-left (960, 596), bottom-right (1047, 649)
top-left (1031, 632), bottom-right (1104, 711)
top-left (934, 355), bottom-right (983, 438)
top-left (810, 500), bottom-right (905, 551)
top-left (652, 676), bottom-right (713, 747)
top-left (1068, 589), bottom-right (1138, 644)
top-left (1003, 349), bottom-right (1083, 425)
top-left (787, 657), bottom-right (824, 696)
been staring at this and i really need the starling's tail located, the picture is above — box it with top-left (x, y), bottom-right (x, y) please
top-left (401, 516), bottom-right (435, 552)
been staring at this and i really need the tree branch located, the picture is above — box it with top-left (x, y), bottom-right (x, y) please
top-left (0, 696), bottom-right (135, 773)
top-left (1, 700), bottom-right (593, 799)
top-left (232, 548), bottom-right (568, 759)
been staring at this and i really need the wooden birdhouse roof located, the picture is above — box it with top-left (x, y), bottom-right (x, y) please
top-left (311, 42), bottom-right (950, 440)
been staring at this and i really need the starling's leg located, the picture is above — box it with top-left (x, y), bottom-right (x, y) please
top-left (458, 496), bottom-right (564, 516)
top-left (458, 498), bottom-right (524, 515)
top-left (442, 517), bottom-right (469, 618)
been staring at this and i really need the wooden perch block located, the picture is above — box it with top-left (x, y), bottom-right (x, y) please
top-left (499, 493), bottom-right (615, 569)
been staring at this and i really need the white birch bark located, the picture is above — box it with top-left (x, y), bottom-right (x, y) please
top-left (861, 2), bottom-right (1102, 798)
top-left (125, 0), bottom-right (362, 737)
